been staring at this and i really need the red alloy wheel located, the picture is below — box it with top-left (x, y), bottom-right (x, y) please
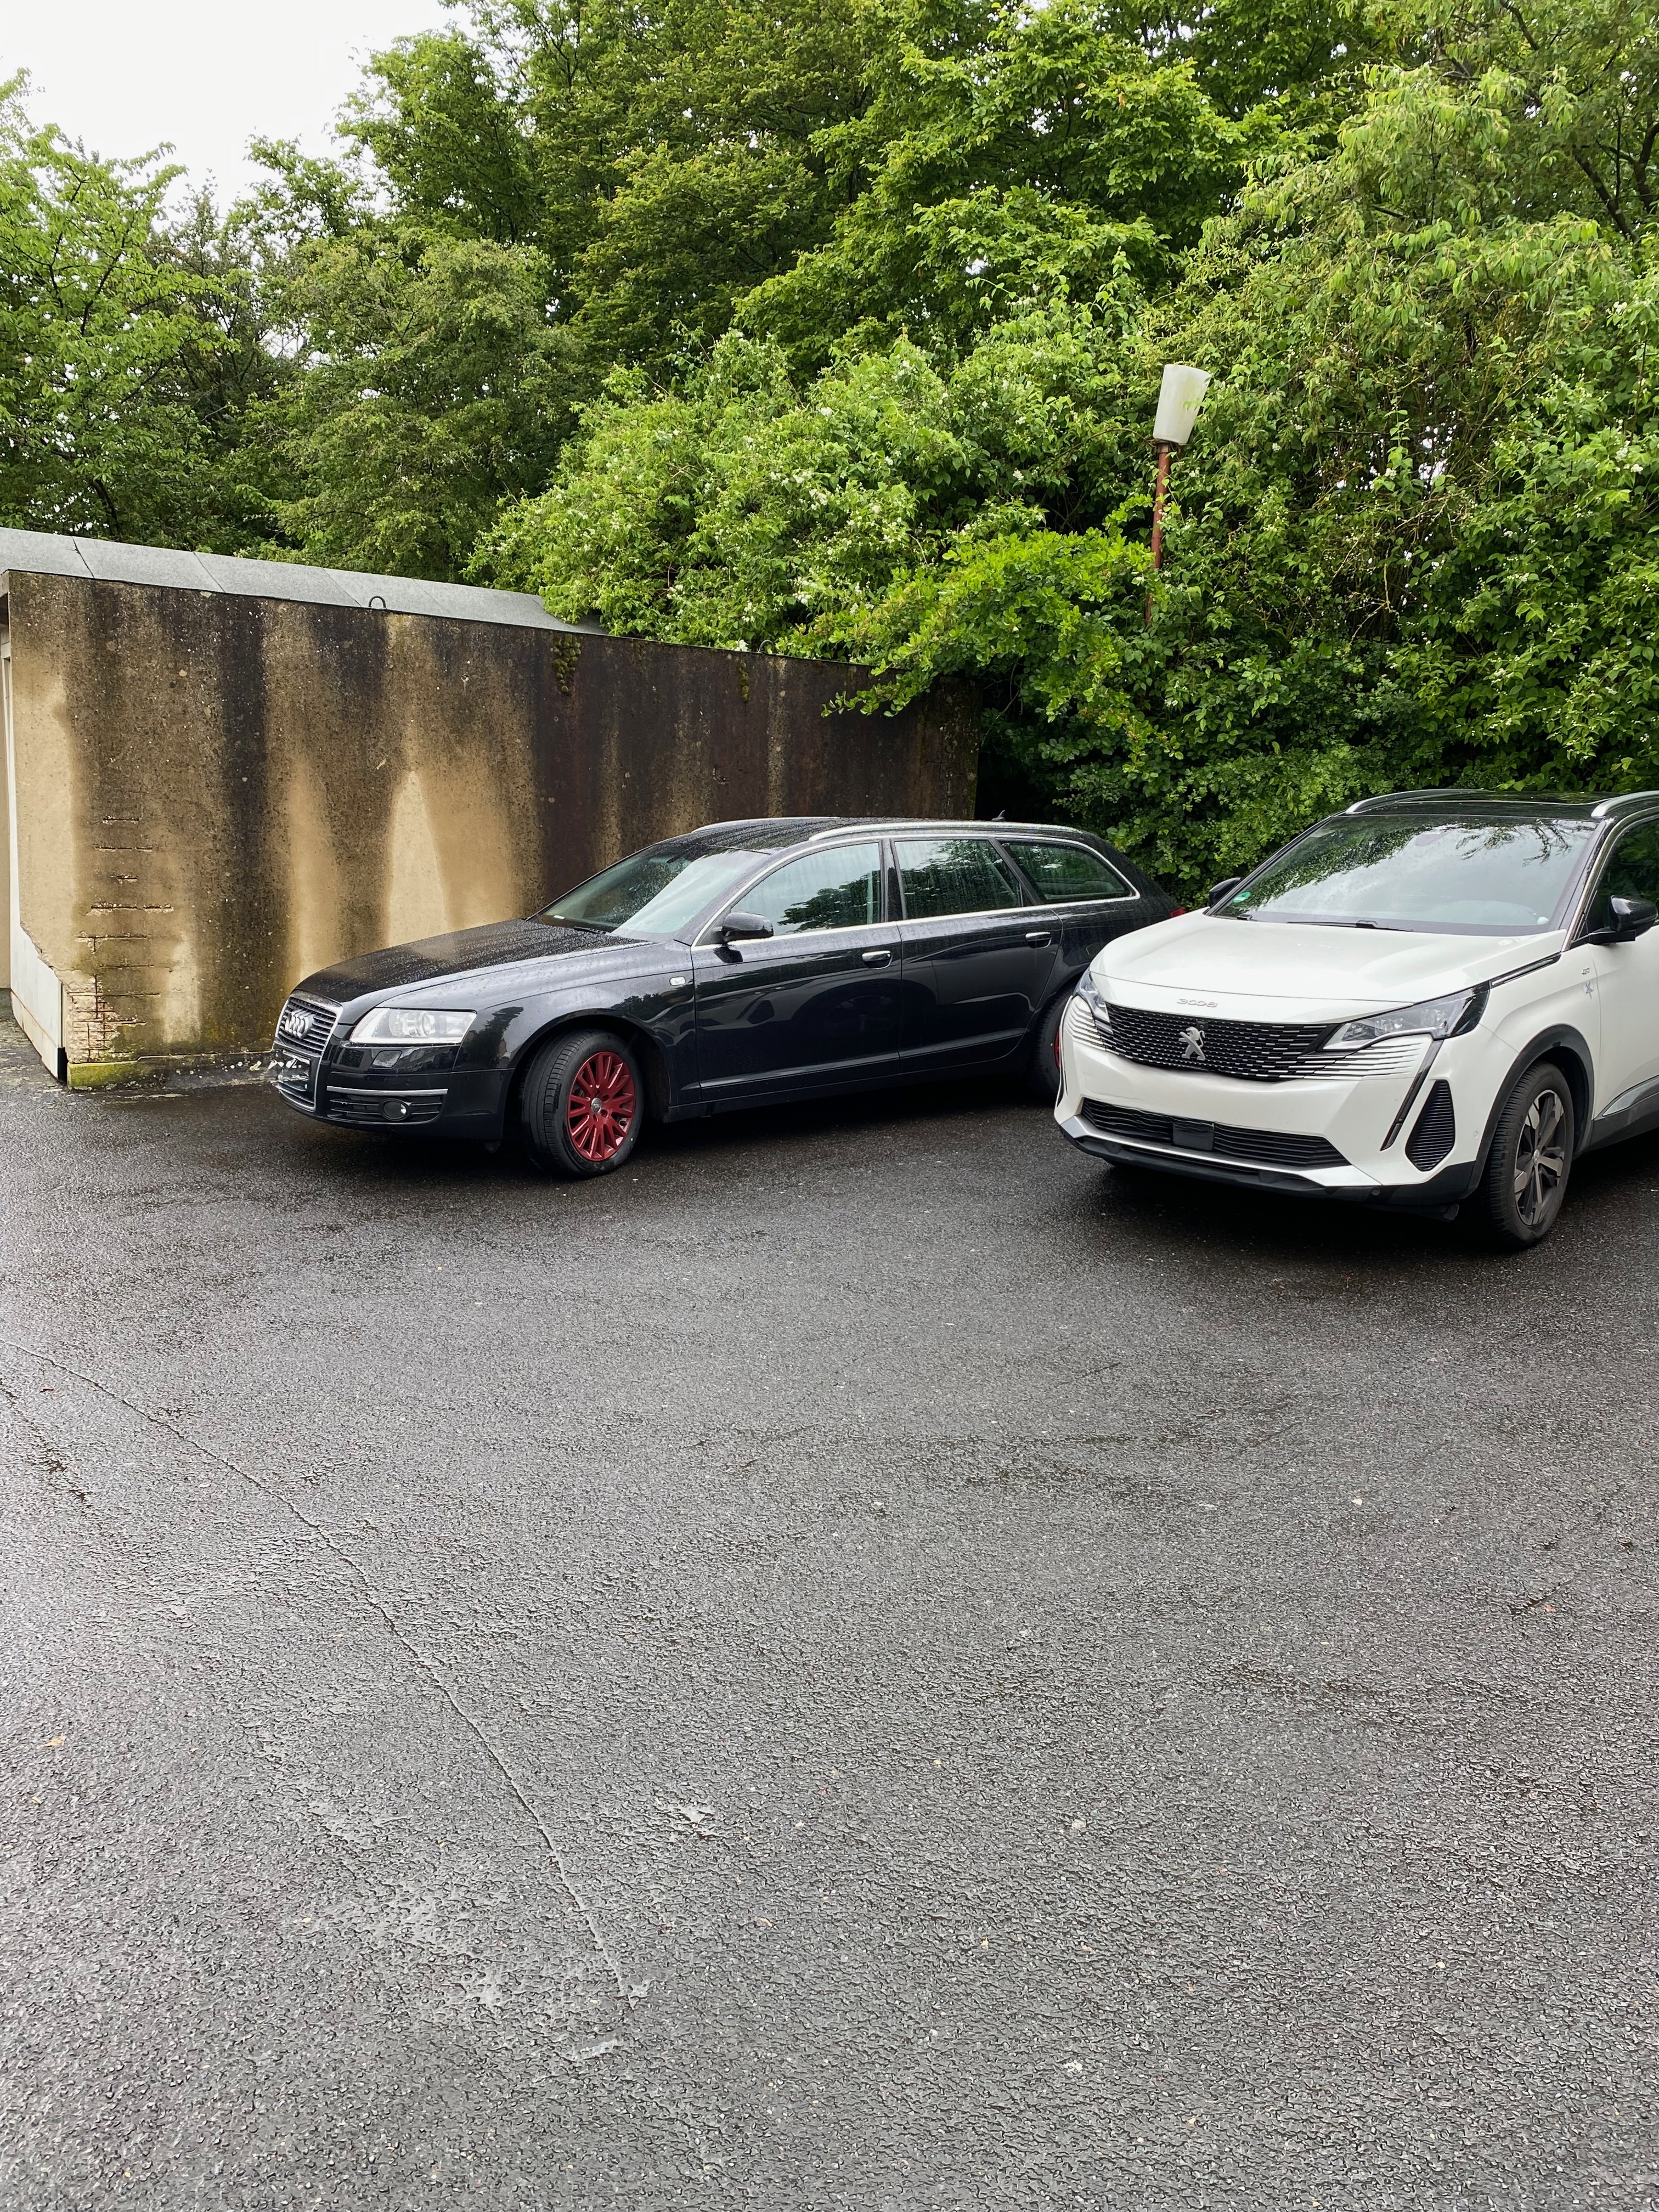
top-left (565, 1049), bottom-right (637, 1164)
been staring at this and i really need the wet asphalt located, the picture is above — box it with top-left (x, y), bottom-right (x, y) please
top-left (1, 1000), bottom-right (1656, 2211)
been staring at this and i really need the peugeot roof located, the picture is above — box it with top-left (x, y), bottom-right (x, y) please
top-left (1345, 788), bottom-right (1659, 822)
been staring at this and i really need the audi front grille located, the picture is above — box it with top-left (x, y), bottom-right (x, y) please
top-left (273, 994), bottom-right (340, 1057)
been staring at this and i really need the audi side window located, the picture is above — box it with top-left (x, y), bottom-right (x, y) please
top-left (739, 843), bottom-right (884, 935)
top-left (896, 838), bottom-right (1024, 919)
top-left (1009, 840), bottom-right (1131, 904)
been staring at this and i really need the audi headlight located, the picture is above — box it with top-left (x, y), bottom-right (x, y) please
top-left (1324, 986), bottom-right (1486, 1051)
top-left (349, 1006), bottom-right (476, 1045)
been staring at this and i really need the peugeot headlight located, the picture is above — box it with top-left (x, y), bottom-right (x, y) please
top-left (1323, 986), bottom-right (1486, 1052)
top-left (349, 1006), bottom-right (476, 1045)
top-left (1074, 969), bottom-right (1113, 1027)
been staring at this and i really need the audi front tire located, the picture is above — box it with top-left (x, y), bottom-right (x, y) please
top-left (520, 1028), bottom-right (644, 1178)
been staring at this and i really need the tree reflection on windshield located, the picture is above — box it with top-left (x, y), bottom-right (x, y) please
top-left (544, 849), bottom-right (758, 935)
top-left (1223, 817), bottom-right (1595, 933)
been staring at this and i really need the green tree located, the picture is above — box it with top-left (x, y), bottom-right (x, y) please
top-left (25, 0), bottom-right (1659, 899)
top-left (250, 0), bottom-right (889, 572)
top-left (247, 136), bottom-right (576, 578)
top-left (1386, 0), bottom-right (1659, 239)
top-left (479, 295), bottom-right (1144, 641)
top-left (0, 76), bottom-right (281, 548)
top-left (486, 7), bottom-right (1659, 889)
top-left (737, 0), bottom-right (1266, 371)
top-left (845, 48), bottom-right (1659, 887)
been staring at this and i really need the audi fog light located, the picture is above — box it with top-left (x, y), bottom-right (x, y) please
top-left (1323, 986), bottom-right (1486, 1051)
top-left (349, 1006), bottom-right (476, 1045)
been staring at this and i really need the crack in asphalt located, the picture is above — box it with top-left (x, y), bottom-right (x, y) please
top-left (0, 1334), bottom-right (631, 2007)
top-left (0, 1374), bottom-right (93, 1509)
top-left (1502, 1481), bottom-right (1632, 1618)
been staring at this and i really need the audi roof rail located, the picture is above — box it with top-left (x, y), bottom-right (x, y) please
top-left (1346, 789), bottom-right (1487, 813)
top-left (1590, 790), bottom-right (1659, 818)
top-left (803, 816), bottom-right (1069, 839)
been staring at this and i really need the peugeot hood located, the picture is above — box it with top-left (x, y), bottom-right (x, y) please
top-left (1093, 911), bottom-right (1565, 1025)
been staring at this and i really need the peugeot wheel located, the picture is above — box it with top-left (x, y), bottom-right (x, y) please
top-left (1476, 1060), bottom-right (1575, 1249)
top-left (520, 1028), bottom-right (644, 1177)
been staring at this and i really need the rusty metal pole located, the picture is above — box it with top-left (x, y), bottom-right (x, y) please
top-left (1144, 439), bottom-right (1171, 628)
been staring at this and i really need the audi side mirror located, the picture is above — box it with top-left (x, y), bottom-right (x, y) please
top-left (1207, 878), bottom-right (1242, 907)
top-left (720, 911), bottom-right (775, 944)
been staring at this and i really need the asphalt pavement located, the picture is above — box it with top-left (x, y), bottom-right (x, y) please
top-left (2, 999), bottom-right (1656, 2210)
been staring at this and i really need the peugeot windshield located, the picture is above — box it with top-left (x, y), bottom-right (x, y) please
top-left (1218, 816), bottom-right (1598, 934)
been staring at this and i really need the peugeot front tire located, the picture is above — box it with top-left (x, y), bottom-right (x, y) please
top-left (1476, 1059), bottom-right (1575, 1249)
top-left (520, 1028), bottom-right (644, 1177)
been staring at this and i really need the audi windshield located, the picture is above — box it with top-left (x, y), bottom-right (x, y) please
top-left (544, 847), bottom-right (761, 938)
top-left (1218, 816), bottom-right (1598, 934)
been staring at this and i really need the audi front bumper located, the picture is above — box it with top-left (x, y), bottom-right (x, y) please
top-left (270, 1047), bottom-right (509, 1138)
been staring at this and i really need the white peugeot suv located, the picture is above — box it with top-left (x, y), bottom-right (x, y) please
top-left (1056, 791), bottom-right (1659, 1246)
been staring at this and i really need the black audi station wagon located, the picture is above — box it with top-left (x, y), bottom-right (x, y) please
top-left (270, 817), bottom-right (1175, 1174)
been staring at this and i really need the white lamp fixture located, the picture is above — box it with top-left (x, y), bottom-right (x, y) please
top-left (1146, 364), bottom-right (1213, 624)
top-left (1152, 363), bottom-right (1212, 448)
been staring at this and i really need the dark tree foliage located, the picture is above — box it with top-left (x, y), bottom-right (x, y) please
top-left (9, 2), bottom-right (1659, 887)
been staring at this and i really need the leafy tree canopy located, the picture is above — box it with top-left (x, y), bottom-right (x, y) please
top-left (9, 0), bottom-right (1659, 886)
top-left (486, 0), bottom-right (1659, 884)
top-left (0, 75), bottom-right (282, 546)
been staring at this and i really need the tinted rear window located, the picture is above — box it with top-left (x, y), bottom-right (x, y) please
top-left (896, 838), bottom-right (1024, 918)
top-left (1011, 841), bottom-right (1130, 902)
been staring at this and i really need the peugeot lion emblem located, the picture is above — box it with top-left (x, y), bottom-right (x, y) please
top-left (1178, 1024), bottom-right (1206, 1064)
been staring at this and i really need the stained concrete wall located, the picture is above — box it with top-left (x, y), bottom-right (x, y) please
top-left (2, 567), bottom-right (975, 1081)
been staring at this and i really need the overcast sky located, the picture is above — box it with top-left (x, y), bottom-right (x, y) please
top-left (4, 0), bottom-right (453, 202)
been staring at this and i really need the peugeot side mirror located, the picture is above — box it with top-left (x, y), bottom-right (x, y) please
top-left (1612, 894), bottom-right (1657, 941)
top-left (1207, 877), bottom-right (1242, 907)
top-left (1587, 894), bottom-right (1659, 944)
top-left (720, 911), bottom-right (775, 944)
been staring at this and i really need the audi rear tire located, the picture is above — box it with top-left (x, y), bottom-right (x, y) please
top-left (1475, 1060), bottom-right (1574, 1249)
top-left (520, 1028), bottom-right (644, 1178)
top-left (1028, 991), bottom-right (1069, 1102)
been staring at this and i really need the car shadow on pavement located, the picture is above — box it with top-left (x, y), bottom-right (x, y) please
top-left (1070, 1119), bottom-right (1659, 1270)
top-left (646, 1074), bottom-right (1039, 1161)
top-left (105, 1067), bottom-right (1050, 1204)
top-left (256, 1071), bottom-right (1047, 1185)
top-left (81, 1059), bottom-right (1659, 1276)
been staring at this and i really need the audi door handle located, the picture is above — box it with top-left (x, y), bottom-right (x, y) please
top-left (1025, 929), bottom-right (1052, 946)
top-left (862, 948), bottom-right (893, 966)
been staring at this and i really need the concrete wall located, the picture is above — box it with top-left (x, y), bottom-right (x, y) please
top-left (1, 568), bottom-right (975, 1081)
